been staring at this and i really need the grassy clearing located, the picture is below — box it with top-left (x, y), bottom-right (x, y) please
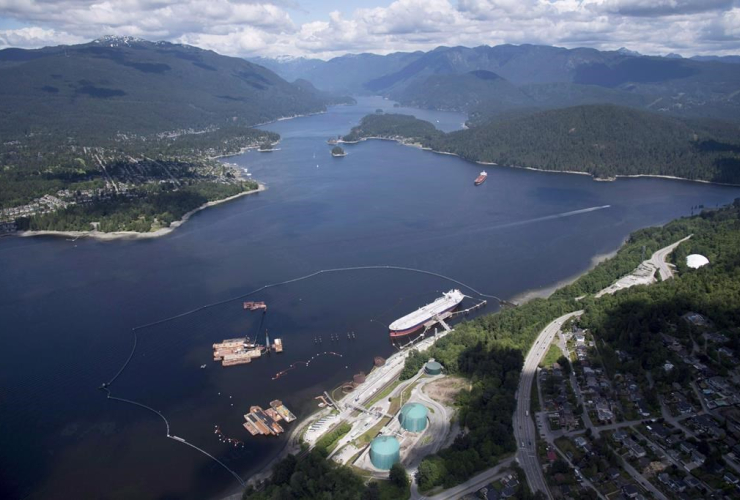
top-left (539, 343), bottom-right (562, 368)
top-left (373, 479), bottom-right (411, 500)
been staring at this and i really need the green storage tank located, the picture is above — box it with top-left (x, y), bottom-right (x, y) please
top-left (399, 403), bottom-right (428, 432)
top-left (369, 435), bottom-right (400, 470)
top-left (425, 361), bottom-right (443, 375)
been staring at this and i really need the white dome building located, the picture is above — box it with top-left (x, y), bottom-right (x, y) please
top-left (686, 254), bottom-right (709, 269)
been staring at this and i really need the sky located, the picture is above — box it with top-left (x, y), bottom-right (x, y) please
top-left (0, 0), bottom-right (738, 59)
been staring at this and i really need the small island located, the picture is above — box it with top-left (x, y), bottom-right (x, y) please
top-left (331, 146), bottom-right (347, 157)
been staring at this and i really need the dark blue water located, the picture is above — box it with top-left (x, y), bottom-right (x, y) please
top-left (1, 96), bottom-right (739, 500)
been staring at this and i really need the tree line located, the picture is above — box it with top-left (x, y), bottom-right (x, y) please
top-left (343, 107), bottom-right (740, 184)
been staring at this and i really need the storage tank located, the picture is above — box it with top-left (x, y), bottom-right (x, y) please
top-left (369, 435), bottom-right (400, 470)
top-left (425, 361), bottom-right (443, 375)
top-left (399, 403), bottom-right (428, 432)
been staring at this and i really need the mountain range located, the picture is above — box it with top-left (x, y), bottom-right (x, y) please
top-left (0, 36), bottom-right (347, 140)
top-left (253, 44), bottom-right (740, 124)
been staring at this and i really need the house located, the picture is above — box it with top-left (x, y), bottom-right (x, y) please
top-left (596, 401), bottom-right (613, 422)
top-left (724, 472), bottom-right (739, 485)
top-left (606, 468), bottom-right (620, 480)
top-left (679, 442), bottom-right (696, 455)
top-left (647, 423), bottom-right (671, 441)
top-left (613, 429), bottom-right (628, 442)
top-left (622, 484), bottom-right (639, 498)
top-left (574, 436), bottom-right (588, 449)
top-left (635, 400), bottom-right (651, 417)
top-left (625, 440), bottom-right (646, 458)
top-left (685, 477), bottom-right (701, 489)
top-left (683, 312), bottom-right (708, 326)
top-left (677, 401), bottom-right (693, 415)
top-left (501, 486), bottom-right (517, 498)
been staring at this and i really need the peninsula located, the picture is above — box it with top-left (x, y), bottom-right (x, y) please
top-left (342, 108), bottom-right (740, 185)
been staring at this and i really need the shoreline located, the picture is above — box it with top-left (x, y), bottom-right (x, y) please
top-left (345, 136), bottom-right (740, 188)
top-left (16, 183), bottom-right (266, 241)
top-left (509, 247), bottom-right (620, 305)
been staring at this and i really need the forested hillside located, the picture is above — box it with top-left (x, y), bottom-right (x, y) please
top-left (0, 36), bottom-right (346, 140)
top-left (342, 107), bottom-right (740, 184)
top-left (408, 200), bottom-right (740, 491)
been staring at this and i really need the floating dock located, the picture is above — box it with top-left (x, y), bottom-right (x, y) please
top-left (270, 399), bottom-right (296, 422)
top-left (243, 401), bottom-right (295, 436)
top-left (213, 338), bottom-right (263, 367)
top-left (272, 338), bottom-right (283, 353)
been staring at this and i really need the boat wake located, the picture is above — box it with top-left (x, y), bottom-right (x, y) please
top-left (486, 205), bottom-right (612, 232)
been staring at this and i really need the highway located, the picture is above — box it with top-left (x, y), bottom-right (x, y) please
top-left (649, 235), bottom-right (692, 280)
top-left (513, 310), bottom-right (583, 499)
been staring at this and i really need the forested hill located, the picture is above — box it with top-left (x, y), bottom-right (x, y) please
top-left (342, 107), bottom-right (740, 184)
top-left (0, 36), bottom-right (348, 140)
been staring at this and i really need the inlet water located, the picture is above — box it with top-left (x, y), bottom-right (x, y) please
top-left (1, 96), bottom-right (739, 499)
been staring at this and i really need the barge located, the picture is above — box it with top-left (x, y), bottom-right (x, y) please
top-left (213, 337), bottom-right (263, 366)
top-left (243, 401), bottom-right (295, 436)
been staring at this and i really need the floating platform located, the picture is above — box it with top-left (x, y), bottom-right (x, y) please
top-left (243, 402), bottom-right (294, 436)
top-left (272, 338), bottom-right (283, 353)
top-left (270, 399), bottom-right (297, 422)
top-left (213, 338), bottom-right (263, 367)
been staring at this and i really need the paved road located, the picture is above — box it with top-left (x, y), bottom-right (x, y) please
top-left (513, 311), bottom-right (583, 499)
top-left (649, 235), bottom-right (692, 281)
top-left (411, 457), bottom-right (515, 500)
top-left (614, 448), bottom-right (668, 500)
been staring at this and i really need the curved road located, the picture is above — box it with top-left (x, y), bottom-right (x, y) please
top-left (513, 310), bottom-right (583, 499)
top-left (650, 235), bottom-right (692, 280)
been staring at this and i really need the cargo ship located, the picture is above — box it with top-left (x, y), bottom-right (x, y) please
top-left (474, 171), bottom-right (488, 185)
top-left (389, 289), bottom-right (464, 338)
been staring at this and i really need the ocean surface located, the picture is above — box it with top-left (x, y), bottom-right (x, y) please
top-left (1, 96), bottom-right (739, 500)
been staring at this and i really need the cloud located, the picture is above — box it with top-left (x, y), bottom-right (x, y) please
top-left (598, 0), bottom-right (737, 17)
top-left (0, 26), bottom-right (86, 48)
top-left (0, 0), bottom-right (739, 58)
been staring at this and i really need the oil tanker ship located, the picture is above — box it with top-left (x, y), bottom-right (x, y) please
top-left (474, 171), bottom-right (488, 185)
top-left (389, 289), bottom-right (464, 338)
